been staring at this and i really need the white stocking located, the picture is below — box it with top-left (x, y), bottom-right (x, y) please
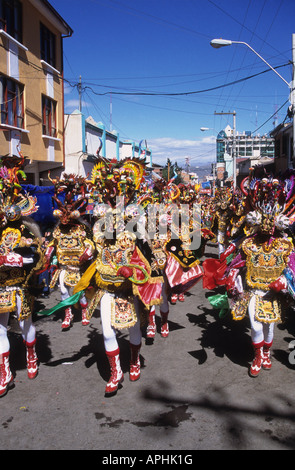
top-left (100, 293), bottom-right (143, 351)
top-left (248, 293), bottom-right (274, 344)
top-left (59, 270), bottom-right (70, 301)
top-left (16, 294), bottom-right (36, 344)
top-left (0, 312), bottom-right (10, 355)
top-left (100, 293), bottom-right (118, 353)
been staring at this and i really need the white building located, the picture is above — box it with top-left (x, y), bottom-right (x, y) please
top-left (216, 125), bottom-right (275, 183)
top-left (49, 110), bottom-right (152, 179)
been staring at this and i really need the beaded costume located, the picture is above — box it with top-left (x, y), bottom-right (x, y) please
top-left (212, 186), bottom-right (233, 256)
top-left (0, 154), bottom-right (43, 397)
top-left (205, 167), bottom-right (295, 377)
top-left (144, 177), bottom-right (204, 339)
top-left (45, 174), bottom-right (95, 329)
top-left (73, 157), bottom-right (163, 395)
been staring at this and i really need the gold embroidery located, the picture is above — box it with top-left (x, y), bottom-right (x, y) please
top-left (0, 290), bottom-right (16, 313)
top-left (254, 295), bottom-right (281, 323)
top-left (243, 237), bottom-right (293, 290)
top-left (86, 289), bottom-right (104, 320)
top-left (110, 295), bottom-right (137, 329)
top-left (53, 226), bottom-right (94, 266)
top-left (230, 291), bottom-right (252, 321)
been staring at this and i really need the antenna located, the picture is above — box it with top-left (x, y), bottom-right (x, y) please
top-left (78, 75), bottom-right (82, 112)
top-left (110, 92), bottom-right (112, 131)
top-left (273, 103), bottom-right (278, 127)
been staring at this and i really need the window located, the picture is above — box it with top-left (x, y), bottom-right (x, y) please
top-left (0, 0), bottom-right (22, 42)
top-left (40, 23), bottom-right (56, 68)
top-left (42, 95), bottom-right (57, 137)
top-left (0, 75), bottom-right (24, 128)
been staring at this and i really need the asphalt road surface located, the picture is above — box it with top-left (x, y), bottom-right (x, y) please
top-left (1, 242), bottom-right (295, 452)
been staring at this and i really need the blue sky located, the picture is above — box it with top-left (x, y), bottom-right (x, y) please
top-left (49, 0), bottom-right (295, 168)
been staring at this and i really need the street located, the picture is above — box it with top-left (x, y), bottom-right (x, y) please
top-left (1, 242), bottom-right (295, 451)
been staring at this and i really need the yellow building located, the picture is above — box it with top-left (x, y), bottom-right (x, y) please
top-left (0, 0), bottom-right (72, 183)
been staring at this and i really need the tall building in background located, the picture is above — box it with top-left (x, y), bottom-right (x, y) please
top-left (0, 0), bottom-right (72, 184)
top-left (216, 125), bottom-right (275, 183)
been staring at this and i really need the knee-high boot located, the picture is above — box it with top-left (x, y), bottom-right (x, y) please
top-left (105, 348), bottom-right (124, 394)
top-left (249, 341), bottom-right (263, 377)
top-left (25, 339), bottom-right (38, 379)
top-left (262, 340), bottom-right (272, 370)
top-left (146, 307), bottom-right (156, 338)
top-left (0, 352), bottom-right (13, 397)
top-left (160, 310), bottom-right (169, 338)
top-left (61, 307), bottom-right (73, 330)
top-left (129, 342), bottom-right (141, 381)
top-left (80, 301), bottom-right (90, 326)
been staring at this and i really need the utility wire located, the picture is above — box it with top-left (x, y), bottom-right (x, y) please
top-left (207, 0), bottom-right (290, 60)
top-left (251, 98), bottom-right (289, 133)
top-left (79, 63), bottom-right (290, 97)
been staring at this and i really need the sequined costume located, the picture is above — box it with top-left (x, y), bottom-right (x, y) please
top-left (0, 155), bottom-right (43, 397)
top-left (144, 179), bottom-right (204, 339)
top-left (73, 158), bottom-right (163, 395)
top-left (212, 186), bottom-right (234, 256)
top-left (45, 174), bottom-right (94, 329)
top-left (205, 167), bottom-right (295, 377)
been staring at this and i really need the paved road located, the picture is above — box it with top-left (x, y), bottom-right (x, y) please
top-left (1, 242), bottom-right (295, 451)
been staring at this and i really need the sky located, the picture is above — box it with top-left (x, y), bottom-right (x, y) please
top-left (49, 0), bottom-right (295, 168)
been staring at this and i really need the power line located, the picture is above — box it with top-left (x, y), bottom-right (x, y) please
top-left (251, 98), bottom-right (289, 133)
top-left (207, 0), bottom-right (290, 60)
top-left (79, 63), bottom-right (290, 97)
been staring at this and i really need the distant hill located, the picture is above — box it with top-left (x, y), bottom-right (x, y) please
top-left (189, 163), bottom-right (212, 181)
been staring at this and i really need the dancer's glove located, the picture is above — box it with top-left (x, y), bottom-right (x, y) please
top-left (268, 275), bottom-right (287, 292)
top-left (117, 266), bottom-right (133, 278)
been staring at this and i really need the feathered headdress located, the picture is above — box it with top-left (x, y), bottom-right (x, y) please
top-left (49, 172), bottom-right (88, 225)
top-left (241, 166), bottom-right (295, 235)
top-left (89, 157), bottom-right (146, 208)
top-left (0, 154), bottom-right (38, 226)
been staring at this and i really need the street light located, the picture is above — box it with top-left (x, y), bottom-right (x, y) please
top-left (210, 36), bottom-right (295, 170)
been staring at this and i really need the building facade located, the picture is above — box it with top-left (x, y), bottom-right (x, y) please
top-left (61, 110), bottom-right (152, 179)
top-left (216, 125), bottom-right (275, 183)
top-left (0, 0), bottom-right (72, 184)
top-left (270, 122), bottom-right (293, 173)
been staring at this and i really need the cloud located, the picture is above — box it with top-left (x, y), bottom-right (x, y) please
top-left (65, 99), bottom-right (92, 112)
top-left (148, 136), bottom-right (216, 166)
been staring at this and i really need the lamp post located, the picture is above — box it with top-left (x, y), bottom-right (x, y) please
top-left (210, 35), bottom-right (295, 170)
